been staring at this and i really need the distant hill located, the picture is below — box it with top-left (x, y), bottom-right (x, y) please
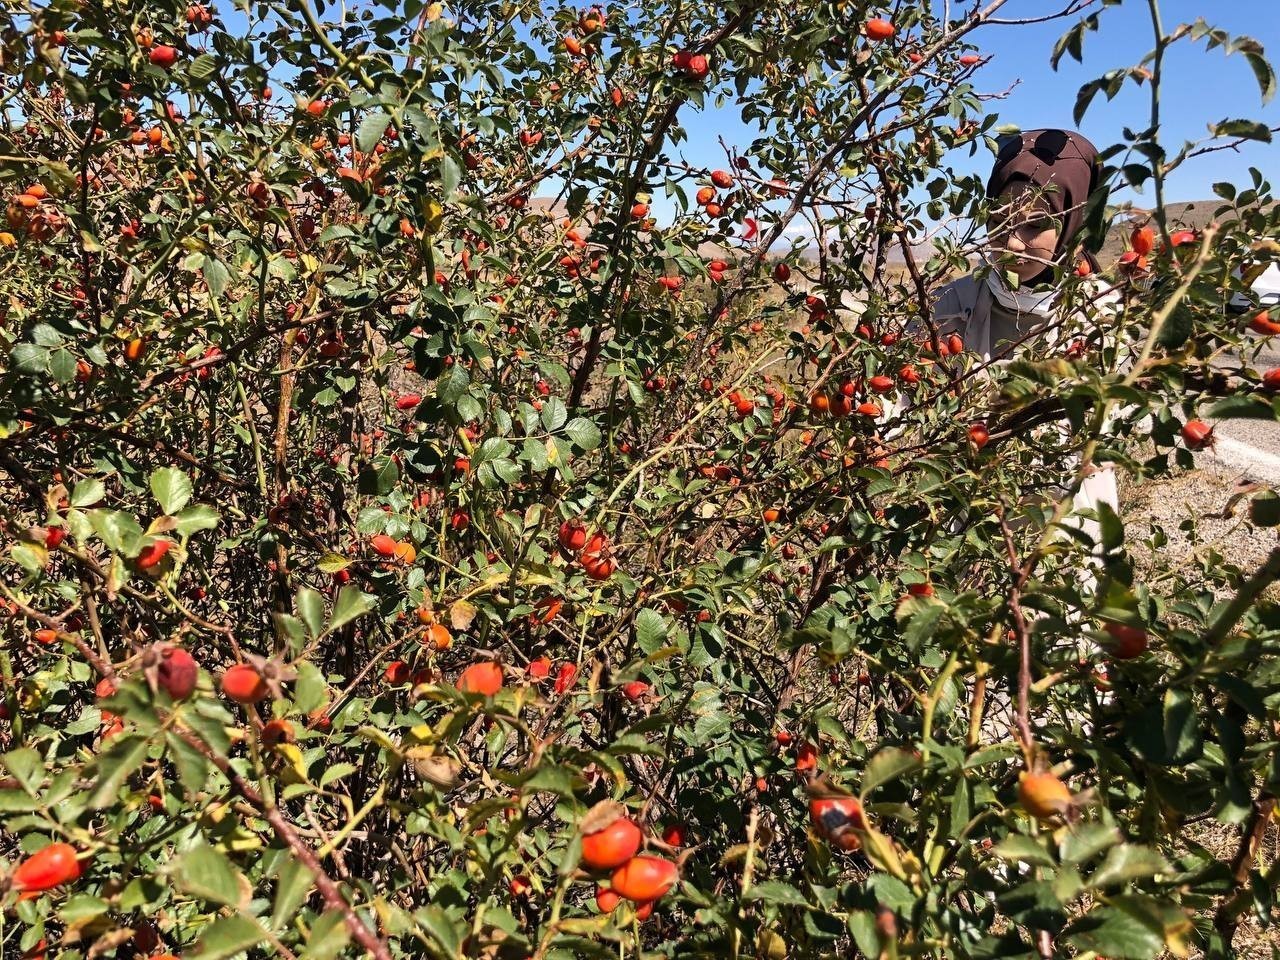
top-left (1098, 200), bottom-right (1223, 262)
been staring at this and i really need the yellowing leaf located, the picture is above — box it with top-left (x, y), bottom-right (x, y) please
top-left (420, 198), bottom-right (443, 235)
top-left (449, 598), bottom-right (477, 631)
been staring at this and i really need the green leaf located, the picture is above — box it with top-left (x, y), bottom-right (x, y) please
top-left (48, 348), bottom-right (76, 384)
top-left (165, 731), bottom-right (210, 794)
top-left (441, 155), bottom-right (461, 195)
top-left (473, 437), bottom-right (513, 464)
top-left (189, 915), bottom-right (267, 960)
top-left (150, 467), bottom-right (193, 515)
top-left (744, 880), bottom-right (810, 906)
top-left (293, 660), bottom-right (328, 715)
top-left (11, 541), bottom-right (46, 574)
top-left (1245, 51), bottom-right (1277, 105)
top-left (563, 417), bottom-right (602, 451)
top-left (848, 911), bottom-right (881, 956)
top-left (1156, 300), bottom-right (1193, 349)
top-left (418, 904), bottom-right (463, 955)
top-left (11, 343), bottom-right (49, 374)
top-left (328, 585), bottom-right (375, 634)
top-left (357, 110), bottom-right (392, 153)
top-left (173, 504), bottom-right (220, 535)
top-left (1, 747), bottom-right (44, 793)
top-left (1090, 844), bottom-right (1168, 889)
top-left (900, 602), bottom-right (945, 653)
top-left (860, 748), bottom-right (922, 798)
top-left (358, 456), bottom-right (400, 495)
top-left (88, 509), bottom-right (145, 555)
top-left (171, 842), bottom-right (249, 908)
top-left (1207, 394), bottom-right (1273, 419)
top-left (1162, 688), bottom-right (1203, 765)
top-left (302, 910), bottom-right (351, 959)
top-left (296, 588), bottom-right (325, 638)
top-left (271, 859), bottom-right (315, 931)
top-left (188, 53), bottom-right (218, 80)
top-left (202, 257), bottom-right (230, 298)
top-left (1060, 823), bottom-right (1121, 864)
top-left (89, 733), bottom-right (149, 808)
top-left (1051, 20), bottom-right (1087, 70)
top-left (521, 764), bottom-right (576, 797)
top-left (70, 479), bottom-right (105, 507)
top-left (1074, 79), bottom-right (1102, 125)
top-left (59, 894), bottom-right (110, 925)
top-left (1212, 118), bottom-right (1272, 142)
top-left (993, 834), bottom-right (1056, 867)
top-left (634, 609), bottom-right (669, 653)
top-left (320, 762), bottom-right (356, 788)
top-left (1097, 500), bottom-right (1124, 551)
top-left (540, 397), bottom-right (568, 432)
top-left (1065, 899), bottom-right (1170, 958)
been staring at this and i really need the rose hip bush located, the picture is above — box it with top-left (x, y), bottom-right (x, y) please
top-left (2, 0), bottom-right (1279, 957)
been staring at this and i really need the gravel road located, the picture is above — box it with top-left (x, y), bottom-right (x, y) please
top-left (1210, 337), bottom-right (1280, 484)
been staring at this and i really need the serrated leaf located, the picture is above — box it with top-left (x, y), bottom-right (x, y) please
top-left (1090, 844), bottom-right (1168, 889)
top-left (188, 53), bottom-right (218, 80)
top-left (744, 880), bottom-right (809, 906)
top-left (1074, 79), bottom-right (1101, 125)
top-left (1208, 394), bottom-right (1273, 419)
top-left (165, 731), bottom-right (210, 794)
top-left (172, 842), bottom-right (250, 908)
top-left (59, 893), bottom-right (110, 925)
top-left (293, 660), bottom-right (329, 716)
top-left (70, 479), bottom-right (105, 507)
top-left (860, 747), bottom-right (923, 798)
top-left (89, 733), bottom-right (149, 808)
top-left (189, 915), bottom-right (267, 960)
top-left (1060, 823), bottom-right (1121, 864)
top-left (441, 155), bottom-right (461, 195)
top-left (173, 504), bottom-right (220, 535)
top-left (994, 833), bottom-right (1056, 866)
top-left (150, 467), bottom-right (193, 515)
top-left (1, 747), bottom-right (43, 793)
top-left (296, 588), bottom-right (324, 638)
top-left (89, 509), bottom-right (145, 555)
top-left (302, 910), bottom-right (350, 959)
top-left (540, 397), bottom-right (568, 432)
top-left (11, 343), bottom-right (49, 373)
top-left (11, 541), bottom-right (46, 574)
top-left (563, 417), bottom-right (602, 450)
top-left (357, 110), bottom-right (392, 153)
top-left (634, 609), bottom-right (668, 653)
top-left (270, 859), bottom-right (315, 931)
top-left (316, 552), bottom-right (351, 573)
top-left (1162, 688), bottom-right (1203, 765)
top-left (1065, 901), bottom-right (1167, 957)
top-left (1245, 51), bottom-right (1277, 105)
top-left (48, 348), bottom-right (76, 384)
top-left (202, 256), bottom-right (230, 298)
top-left (419, 904), bottom-right (463, 955)
top-left (328, 585), bottom-right (375, 634)
top-left (1212, 118), bottom-right (1272, 142)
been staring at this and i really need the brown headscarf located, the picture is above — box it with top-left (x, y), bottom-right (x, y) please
top-left (986, 129), bottom-right (1104, 284)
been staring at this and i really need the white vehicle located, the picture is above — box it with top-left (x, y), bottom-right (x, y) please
top-left (1231, 262), bottom-right (1280, 312)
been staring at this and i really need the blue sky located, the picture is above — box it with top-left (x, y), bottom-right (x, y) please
top-left (663, 0), bottom-right (1279, 226)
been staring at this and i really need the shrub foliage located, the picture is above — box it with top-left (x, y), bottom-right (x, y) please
top-left (2, 1), bottom-right (1280, 958)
